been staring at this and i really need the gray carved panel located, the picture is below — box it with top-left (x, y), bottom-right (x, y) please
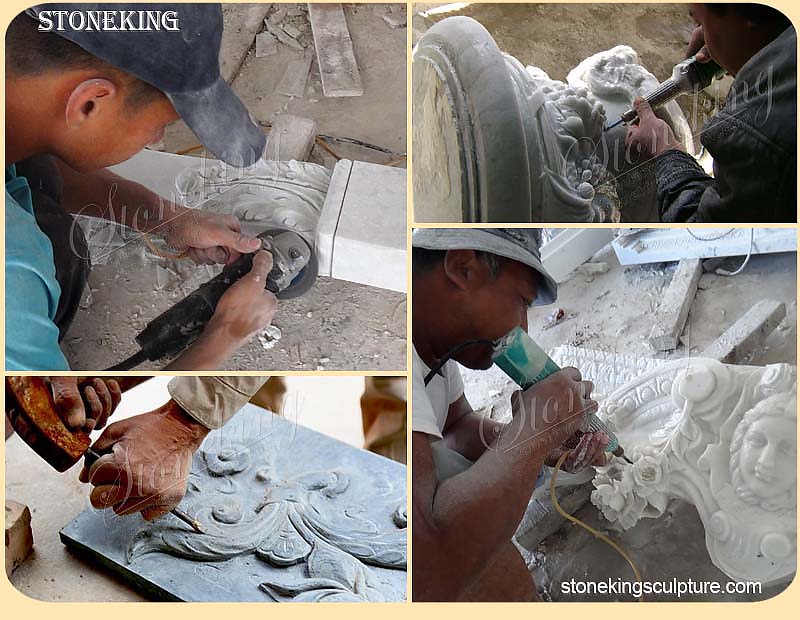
top-left (60, 405), bottom-right (407, 601)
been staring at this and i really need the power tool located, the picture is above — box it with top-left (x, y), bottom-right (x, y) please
top-left (604, 55), bottom-right (724, 131)
top-left (492, 327), bottom-right (633, 463)
top-left (6, 376), bottom-right (204, 532)
top-left (109, 228), bottom-right (317, 370)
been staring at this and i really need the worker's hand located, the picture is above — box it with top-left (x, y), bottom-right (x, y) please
top-left (162, 208), bottom-right (261, 266)
top-left (546, 431), bottom-right (609, 472)
top-left (206, 249), bottom-right (279, 342)
top-left (686, 25), bottom-right (712, 62)
top-left (503, 368), bottom-right (597, 460)
top-left (625, 98), bottom-right (685, 160)
top-left (79, 400), bottom-right (209, 520)
top-left (50, 377), bottom-right (122, 432)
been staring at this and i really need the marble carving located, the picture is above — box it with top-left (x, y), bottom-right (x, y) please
top-left (174, 158), bottom-right (332, 243)
top-left (60, 405), bottom-right (407, 601)
top-left (506, 56), bottom-right (620, 222)
top-left (567, 45), bottom-right (694, 155)
top-left (590, 357), bottom-right (796, 585)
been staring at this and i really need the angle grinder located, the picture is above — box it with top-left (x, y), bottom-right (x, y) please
top-left (492, 327), bottom-right (633, 463)
top-left (604, 55), bottom-right (724, 131)
top-left (109, 228), bottom-right (317, 370)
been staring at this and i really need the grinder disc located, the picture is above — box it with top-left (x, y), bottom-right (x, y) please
top-left (258, 228), bottom-right (318, 299)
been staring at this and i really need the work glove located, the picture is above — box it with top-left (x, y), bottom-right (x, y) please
top-left (79, 400), bottom-right (209, 520)
top-left (50, 377), bottom-right (122, 433)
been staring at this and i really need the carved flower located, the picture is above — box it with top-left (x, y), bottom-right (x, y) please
top-left (630, 448), bottom-right (669, 497)
top-left (592, 447), bottom-right (671, 529)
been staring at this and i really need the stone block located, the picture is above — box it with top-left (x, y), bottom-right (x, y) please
top-left (316, 160), bottom-right (406, 292)
top-left (5, 500), bottom-right (33, 576)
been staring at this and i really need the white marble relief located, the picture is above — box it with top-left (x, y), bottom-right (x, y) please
top-left (567, 45), bottom-right (694, 154)
top-left (591, 357), bottom-right (796, 585)
top-left (174, 159), bottom-right (331, 243)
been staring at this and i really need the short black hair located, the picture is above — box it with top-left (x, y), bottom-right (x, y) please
top-left (5, 12), bottom-right (163, 111)
top-left (705, 3), bottom-right (791, 29)
top-left (412, 247), bottom-right (506, 277)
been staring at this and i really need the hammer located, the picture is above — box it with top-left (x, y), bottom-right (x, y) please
top-left (5, 377), bottom-right (204, 533)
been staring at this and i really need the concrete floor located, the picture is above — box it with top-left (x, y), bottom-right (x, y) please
top-left (460, 232), bottom-right (797, 601)
top-left (6, 376), bottom-right (372, 601)
top-left (60, 3), bottom-right (407, 371)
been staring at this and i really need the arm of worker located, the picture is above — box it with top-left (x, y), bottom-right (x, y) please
top-left (167, 375), bottom-right (269, 429)
top-left (79, 376), bottom-right (269, 519)
top-left (164, 250), bottom-right (279, 370)
top-left (442, 394), bottom-right (608, 469)
top-left (412, 368), bottom-right (594, 601)
top-left (52, 159), bottom-right (261, 265)
top-left (440, 394), bottom-right (505, 461)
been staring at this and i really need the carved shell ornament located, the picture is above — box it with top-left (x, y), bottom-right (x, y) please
top-left (590, 357), bottom-right (796, 585)
top-left (126, 439), bottom-right (407, 602)
top-left (174, 159), bottom-right (332, 241)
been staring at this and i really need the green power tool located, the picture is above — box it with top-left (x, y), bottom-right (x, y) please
top-left (492, 326), bottom-right (633, 463)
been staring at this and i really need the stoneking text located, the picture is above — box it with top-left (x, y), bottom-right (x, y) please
top-left (36, 10), bottom-right (180, 32)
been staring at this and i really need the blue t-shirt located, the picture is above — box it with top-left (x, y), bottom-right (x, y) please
top-left (5, 164), bottom-right (68, 370)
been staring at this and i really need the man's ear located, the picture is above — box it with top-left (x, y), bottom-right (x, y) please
top-left (64, 78), bottom-right (118, 129)
top-left (442, 249), bottom-right (486, 291)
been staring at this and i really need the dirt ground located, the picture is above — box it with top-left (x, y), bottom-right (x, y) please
top-left (62, 3), bottom-right (408, 371)
top-left (416, 3), bottom-right (713, 137)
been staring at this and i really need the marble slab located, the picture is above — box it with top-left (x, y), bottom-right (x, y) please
top-left (60, 405), bottom-right (407, 601)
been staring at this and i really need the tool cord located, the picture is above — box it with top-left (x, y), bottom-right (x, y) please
top-left (550, 451), bottom-right (643, 601)
top-left (106, 349), bottom-right (148, 371)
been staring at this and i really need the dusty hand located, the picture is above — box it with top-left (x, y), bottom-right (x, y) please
top-left (162, 207), bottom-right (261, 266)
top-left (546, 431), bottom-right (609, 472)
top-left (505, 367), bottom-right (597, 459)
top-left (625, 98), bottom-right (685, 160)
top-left (686, 25), bottom-right (712, 62)
top-left (79, 400), bottom-right (209, 520)
top-left (50, 377), bottom-right (122, 432)
top-left (206, 249), bottom-right (279, 343)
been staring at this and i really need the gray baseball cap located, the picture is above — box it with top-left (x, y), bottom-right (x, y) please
top-left (413, 228), bottom-right (557, 305)
top-left (26, 3), bottom-right (265, 167)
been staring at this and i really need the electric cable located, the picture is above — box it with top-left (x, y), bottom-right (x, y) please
top-left (550, 451), bottom-right (644, 601)
top-left (423, 338), bottom-right (494, 386)
top-left (716, 227), bottom-right (755, 276)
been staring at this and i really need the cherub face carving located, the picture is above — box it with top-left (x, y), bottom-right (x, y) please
top-left (730, 395), bottom-right (796, 511)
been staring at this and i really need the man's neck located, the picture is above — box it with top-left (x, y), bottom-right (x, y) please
top-left (5, 76), bottom-right (55, 164)
top-left (412, 277), bottom-right (460, 369)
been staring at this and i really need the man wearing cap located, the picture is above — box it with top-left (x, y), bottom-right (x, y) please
top-left (5, 4), bottom-right (275, 371)
top-left (412, 228), bottom-right (609, 601)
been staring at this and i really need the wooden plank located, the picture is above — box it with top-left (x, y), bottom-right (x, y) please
top-left (218, 4), bottom-right (272, 82)
top-left (307, 3), bottom-right (364, 97)
top-left (276, 53), bottom-right (312, 98)
top-left (648, 258), bottom-right (703, 351)
top-left (264, 114), bottom-right (317, 161)
top-left (703, 299), bottom-right (786, 363)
